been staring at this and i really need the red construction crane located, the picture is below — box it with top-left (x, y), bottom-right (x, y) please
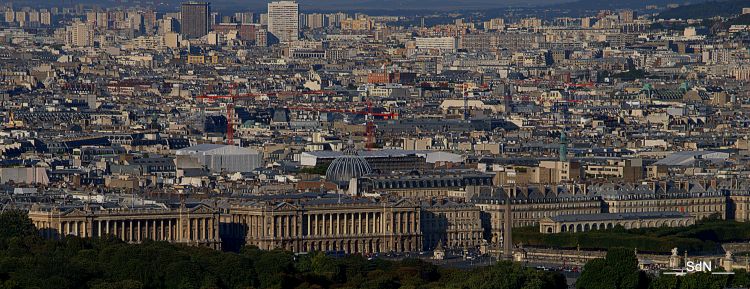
top-left (196, 84), bottom-right (242, 145)
top-left (196, 88), bottom-right (340, 145)
top-left (565, 82), bottom-right (595, 89)
top-left (286, 101), bottom-right (398, 149)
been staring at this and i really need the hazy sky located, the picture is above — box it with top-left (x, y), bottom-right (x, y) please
top-left (6, 0), bottom-right (572, 11)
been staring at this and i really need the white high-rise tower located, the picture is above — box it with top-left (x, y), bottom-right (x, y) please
top-left (267, 1), bottom-right (299, 42)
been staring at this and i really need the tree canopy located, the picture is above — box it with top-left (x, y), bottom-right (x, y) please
top-left (577, 247), bottom-right (750, 289)
top-left (514, 218), bottom-right (750, 254)
top-left (0, 211), bottom-right (567, 289)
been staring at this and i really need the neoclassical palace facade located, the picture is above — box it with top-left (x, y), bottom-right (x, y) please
top-left (224, 198), bottom-right (422, 254)
top-left (28, 202), bottom-right (221, 249)
top-left (26, 179), bottom-right (750, 254)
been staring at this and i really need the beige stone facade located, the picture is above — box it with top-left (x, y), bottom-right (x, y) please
top-left (29, 203), bottom-right (220, 249)
top-left (420, 199), bottom-right (483, 250)
top-left (227, 199), bottom-right (422, 254)
top-left (539, 212), bottom-right (695, 234)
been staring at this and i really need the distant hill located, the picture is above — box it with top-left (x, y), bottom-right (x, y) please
top-left (546, 0), bottom-right (712, 11)
top-left (725, 12), bottom-right (750, 24)
top-left (658, 0), bottom-right (750, 19)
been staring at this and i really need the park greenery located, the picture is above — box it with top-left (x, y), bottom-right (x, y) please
top-left (611, 69), bottom-right (647, 81)
top-left (514, 218), bottom-right (750, 254)
top-left (298, 165), bottom-right (328, 175)
top-left (0, 210), bottom-right (566, 289)
top-left (576, 248), bottom-right (750, 289)
top-left (658, 0), bottom-right (750, 19)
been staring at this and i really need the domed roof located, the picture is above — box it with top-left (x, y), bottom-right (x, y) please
top-left (326, 145), bottom-right (372, 185)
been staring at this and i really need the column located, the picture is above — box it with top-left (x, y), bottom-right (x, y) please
top-left (342, 213), bottom-right (349, 235)
top-left (406, 212), bottom-right (414, 233)
top-left (393, 213), bottom-right (398, 234)
top-left (330, 213), bottom-right (334, 236)
top-left (352, 213), bottom-right (359, 234)
top-left (313, 214), bottom-right (320, 236)
top-left (203, 219), bottom-right (208, 241)
top-left (206, 218), bottom-right (214, 241)
top-left (198, 218), bottom-right (203, 240)
top-left (167, 219), bottom-right (172, 241)
top-left (306, 214), bottom-right (311, 236)
top-left (406, 212), bottom-right (411, 233)
top-left (319, 214), bottom-right (323, 236)
top-left (366, 213), bottom-right (370, 235)
top-left (201, 218), bottom-right (206, 240)
top-left (413, 211), bottom-right (418, 234)
top-left (401, 212), bottom-right (405, 234)
top-left (292, 215), bottom-right (297, 237)
top-left (336, 213), bottom-right (340, 236)
top-left (203, 218), bottom-right (208, 241)
top-left (256, 215), bottom-right (268, 237)
top-left (357, 213), bottom-right (365, 235)
top-left (350, 213), bottom-right (354, 235)
top-left (380, 212), bottom-right (384, 234)
top-left (271, 215), bottom-right (276, 237)
top-left (190, 219), bottom-right (198, 241)
top-left (195, 218), bottom-right (200, 241)
top-left (206, 218), bottom-right (210, 240)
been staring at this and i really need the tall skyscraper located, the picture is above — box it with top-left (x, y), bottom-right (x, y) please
top-left (180, 2), bottom-right (210, 39)
top-left (267, 1), bottom-right (298, 42)
top-left (65, 21), bottom-right (95, 47)
top-left (40, 10), bottom-right (51, 26)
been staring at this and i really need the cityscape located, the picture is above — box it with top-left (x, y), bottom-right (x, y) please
top-left (1, 0), bottom-right (750, 288)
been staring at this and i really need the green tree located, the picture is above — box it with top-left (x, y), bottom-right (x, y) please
top-left (0, 210), bottom-right (36, 245)
top-left (577, 248), bottom-right (647, 289)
